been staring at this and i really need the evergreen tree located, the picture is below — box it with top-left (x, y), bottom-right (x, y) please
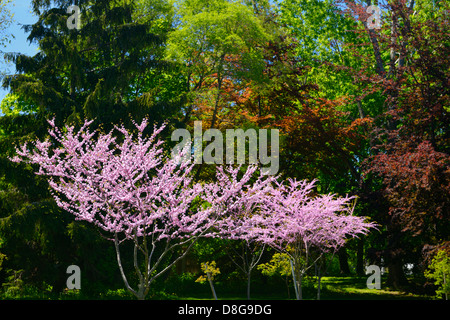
top-left (0, 0), bottom-right (181, 294)
top-left (3, 0), bottom-right (180, 128)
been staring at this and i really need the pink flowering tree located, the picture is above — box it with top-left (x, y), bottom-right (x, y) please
top-left (10, 118), bottom-right (220, 300)
top-left (10, 116), bottom-right (376, 300)
top-left (255, 178), bottom-right (377, 300)
top-left (204, 165), bottom-right (278, 300)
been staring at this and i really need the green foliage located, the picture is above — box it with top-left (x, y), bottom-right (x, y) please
top-left (2, 269), bottom-right (25, 298)
top-left (191, 237), bottom-right (228, 262)
top-left (276, 0), bottom-right (384, 119)
top-left (3, 0), bottom-right (180, 128)
top-left (0, 93), bottom-right (38, 116)
top-left (168, 0), bottom-right (270, 61)
top-left (257, 252), bottom-right (291, 278)
top-left (277, 0), bottom-right (356, 97)
top-left (277, 0), bottom-right (357, 65)
top-left (166, 0), bottom-right (272, 127)
top-left (0, 0), bottom-right (14, 48)
top-left (425, 250), bottom-right (450, 299)
top-left (412, 0), bottom-right (448, 21)
top-left (0, 251), bottom-right (5, 272)
top-left (196, 261), bottom-right (221, 284)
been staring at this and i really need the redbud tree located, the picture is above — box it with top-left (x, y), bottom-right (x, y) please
top-left (254, 178), bottom-right (377, 300)
top-left (205, 165), bottom-right (277, 300)
top-left (10, 118), bottom-right (226, 300)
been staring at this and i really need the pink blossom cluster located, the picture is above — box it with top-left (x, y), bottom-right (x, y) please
top-left (204, 164), bottom-right (277, 241)
top-left (11, 118), bottom-right (214, 241)
top-left (254, 178), bottom-right (376, 253)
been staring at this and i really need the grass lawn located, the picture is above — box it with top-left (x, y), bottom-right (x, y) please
top-left (1, 275), bottom-right (433, 300)
top-left (168, 276), bottom-right (431, 300)
top-left (311, 276), bottom-right (428, 300)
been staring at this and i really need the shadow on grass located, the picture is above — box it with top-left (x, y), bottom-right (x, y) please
top-left (170, 276), bottom-right (431, 300)
top-left (297, 276), bottom-right (429, 300)
top-left (0, 276), bottom-right (432, 300)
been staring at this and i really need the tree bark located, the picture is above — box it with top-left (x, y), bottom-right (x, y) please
top-left (356, 239), bottom-right (365, 276)
top-left (338, 247), bottom-right (351, 275)
top-left (114, 233), bottom-right (139, 299)
top-left (247, 270), bottom-right (251, 300)
top-left (386, 257), bottom-right (409, 290)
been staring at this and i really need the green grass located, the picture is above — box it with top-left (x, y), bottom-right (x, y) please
top-left (0, 276), bottom-right (433, 300)
top-left (312, 276), bottom-right (428, 300)
top-left (167, 276), bottom-right (431, 300)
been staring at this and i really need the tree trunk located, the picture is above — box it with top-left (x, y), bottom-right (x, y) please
top-left (386, 258), bottom-right (408, 290)
top-left (298, 274), bottom-right (303, 300)
top-left (205, 263), bottom-right (218, 300)
top-left (210, 54), bottom-right (225, 130)
top-left (247, 270), bottom-right (251, 300)
top-left (338, 247), bottom-right (351, 275)
top-left (290, 260), bottom-right (300, 300)
top-left (356, 239), bottom-right (365, 276)
top-left (317, 269), bottom-right (322, 300)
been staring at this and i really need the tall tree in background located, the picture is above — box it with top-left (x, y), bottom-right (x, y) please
top-left (3, 0), bottom-right (178, 127)
top-left (166, 0), bottom-right (271, 130)
top-left (273, 0), bottom-right (449, 286)
top-left (166, 0), bottom-right (274, 181)
top-left (0, 0), bottom-right (181, 294)
top-left (335, 0), bottom-right (450, 288)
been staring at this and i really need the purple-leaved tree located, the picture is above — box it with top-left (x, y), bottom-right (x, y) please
top-left (254, 178), bottom-right (377, 300)
top-left (10, 118), bottom-right (222, 300)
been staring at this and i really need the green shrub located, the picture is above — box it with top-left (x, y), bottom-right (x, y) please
top-left (425, 250), bottom-right (450, 300)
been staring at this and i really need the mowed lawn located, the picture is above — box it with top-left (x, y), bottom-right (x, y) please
top-left (172, 276), bottom-right (431, 300)
top-left (2, 276), bottom-right (431, 300)
top-left (313, 277), bottom-right (428, 300)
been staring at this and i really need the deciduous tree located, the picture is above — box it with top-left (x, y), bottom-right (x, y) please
top-left (206, 165), bottom-right (276, 299)
top-left (11, 118), bottom-right (214, 299)
top-left (336, 0), bottom-right (450, 288)
top-left (253, 178), bottom-right (376, 299)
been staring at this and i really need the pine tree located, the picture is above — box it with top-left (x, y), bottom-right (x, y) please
top-left (3, 0), bottom-right (180, 128)
top-left (0, 0), bottom-right (181, 294)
